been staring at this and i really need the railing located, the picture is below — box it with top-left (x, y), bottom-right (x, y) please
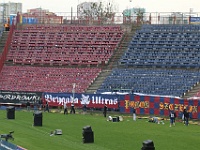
top-left (18, 11), bottom-right (200, 26)
top-left (0, 19), bottom-right (16, 72)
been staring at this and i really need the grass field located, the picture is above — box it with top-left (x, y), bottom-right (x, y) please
top-left (0, 109), bottom-right (200, 150)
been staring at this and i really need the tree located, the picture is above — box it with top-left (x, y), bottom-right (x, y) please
top-left (135, 8), bottom-right (145, 24)
top-left (77, 1), bottom-right (117, 24)
top-left (122, 7), bottom-right (145, 24)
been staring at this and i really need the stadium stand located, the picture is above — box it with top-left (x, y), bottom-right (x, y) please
top-left (0, 23), bottom-right (125, 93)
top-left (97, 68), bottom-right (200, 97)
top-left (7, 25), bottom-right (123, 66)
top-left (0, 66), bottom-right (101, 93)
top-left (96, 24), bottom-right (200, 97)
top-left (120, 24), bottom-right (200, 69)
top-left (1, 18), bottom-right (200, 98)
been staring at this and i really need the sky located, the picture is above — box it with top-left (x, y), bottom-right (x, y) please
top-left (2, 0), bottom-right (200, 13)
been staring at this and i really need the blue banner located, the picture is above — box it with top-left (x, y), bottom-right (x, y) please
top-left (190, 17), bottom-right (200, 24)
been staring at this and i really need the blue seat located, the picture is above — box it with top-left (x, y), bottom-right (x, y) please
top-left (97, 68), bottom-right (200, 97)
top-left (120, 24), bottom-right (200, 69)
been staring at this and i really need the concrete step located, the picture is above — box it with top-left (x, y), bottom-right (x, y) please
top-left (86, 70), bottom-right (112, 94)
top-left (85, 25), bottom-right (141, 94)
top-left (182, 83), bottom-right (200, 99)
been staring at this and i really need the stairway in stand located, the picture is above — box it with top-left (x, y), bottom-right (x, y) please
top-left (85, 25), bottom-right (141, 94)
top-left (181, 81), bottom-right (200, 99)
top-left (0, 31), bottom-right (9, 54)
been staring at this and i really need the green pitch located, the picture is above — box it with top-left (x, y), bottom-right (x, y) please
top-left (0, 110), bottom-right (200, 150)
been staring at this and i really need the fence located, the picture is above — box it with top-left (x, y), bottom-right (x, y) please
top-left (17, 11), bottom-right (200, 25)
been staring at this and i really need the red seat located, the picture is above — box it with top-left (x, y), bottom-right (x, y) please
top-left (7, 25), bottom-right (124, 66)
top-left (0, 66), bottom-right (101, 93)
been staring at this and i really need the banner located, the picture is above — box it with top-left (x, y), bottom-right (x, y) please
top-left (0, 139), bottom-right (17, 150)
top-left (1, 90), bottom-right (200, 119)
top-left (119, 94), bottom-right (200, 119)
top-left (0, 139), bottom-right (27, 150)
top-left (44, 92), bottom-right (120, 109)
top-left (0, 91), bottom-right (42, 104)
top-left (190, 17), bottom-right (200, 24)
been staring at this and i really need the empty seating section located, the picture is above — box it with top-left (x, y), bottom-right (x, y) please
top-left (120, 24), bottom-right (200, 68)
top-left (0, 66), bottom-right (101, 93)
top-left (7, 25), bottom-right (123, 66)
top-left (97, 68), bottom-right (200, 97)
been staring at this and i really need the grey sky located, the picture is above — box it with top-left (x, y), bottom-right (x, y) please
top-left (3, 0), bottom-right (200, 13)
